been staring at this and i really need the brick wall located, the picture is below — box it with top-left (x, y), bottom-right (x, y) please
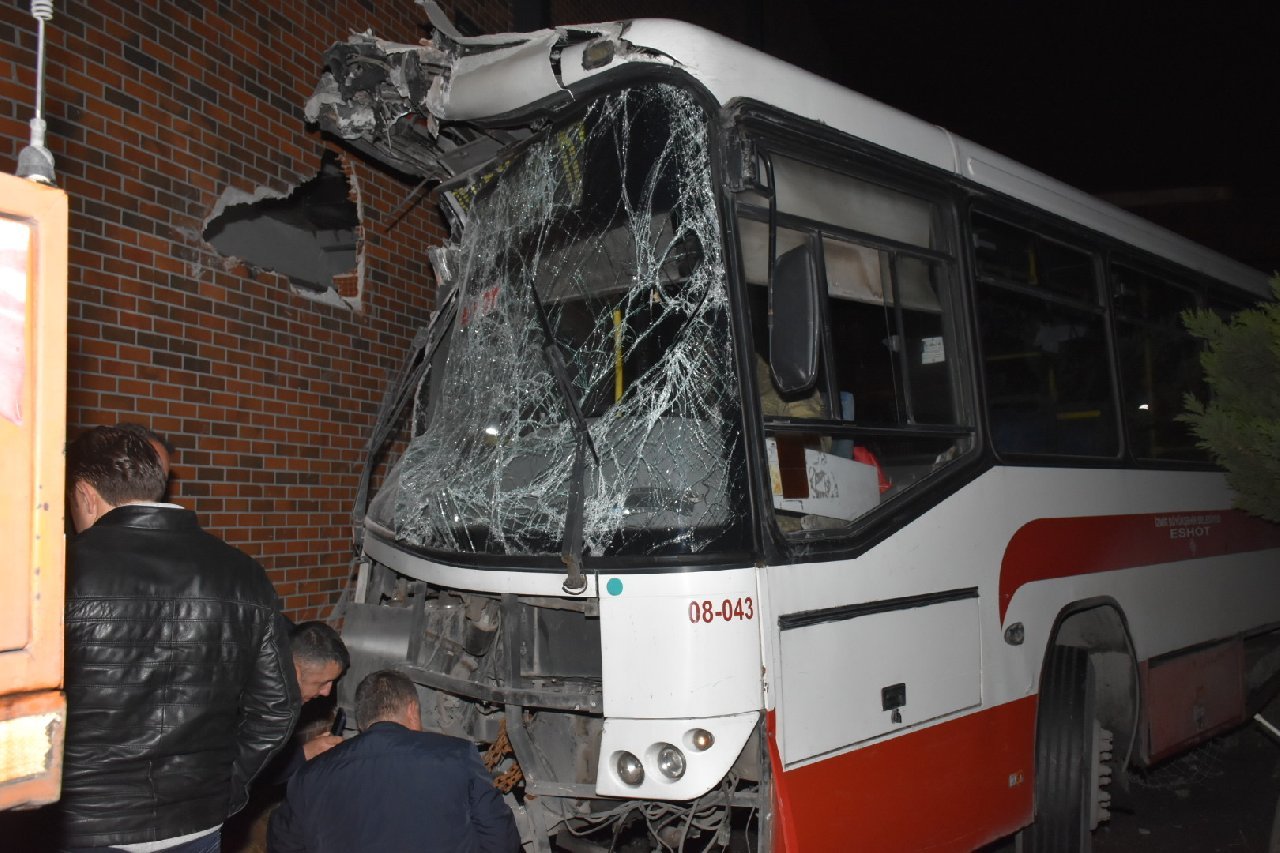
top-left (0, 0), bottom-right (510, 620)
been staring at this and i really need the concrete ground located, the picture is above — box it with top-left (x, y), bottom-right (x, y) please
top-left (1094, 721), bottom-right (1280, 853)
top-left (984, 718), bottom-right (1280, 853)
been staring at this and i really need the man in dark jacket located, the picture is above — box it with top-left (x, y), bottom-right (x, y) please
top-left (266, 621), bottom-right (351, 786)
top-left (62, 426), bottom-right (300, 852)
top-left (268, 670), bottom-right (521, 853)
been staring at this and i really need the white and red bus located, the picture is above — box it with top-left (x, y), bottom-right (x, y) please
top-left (308, 8), bottom-right (1280, 851)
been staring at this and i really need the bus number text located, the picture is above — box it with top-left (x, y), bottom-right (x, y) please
top-left (688, 597), bottom-right (754, 624)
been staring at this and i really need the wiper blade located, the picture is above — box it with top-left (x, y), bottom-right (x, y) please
top-left (529, 282), bottom-right (597, 595)
top-left (539, 340), bottom-right (598, 463)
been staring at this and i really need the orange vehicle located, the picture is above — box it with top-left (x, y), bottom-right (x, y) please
top-left (0, 171), bottom-right (68, 810)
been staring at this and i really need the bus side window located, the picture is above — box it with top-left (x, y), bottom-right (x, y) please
top-left (736, 157), bottom-right (970, 537)
top-left (1110, 262), bottom-right (1206, 461)
top-left (972, 212), bottom-right (1119, 458)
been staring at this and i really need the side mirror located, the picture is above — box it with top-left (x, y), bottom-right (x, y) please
top-left (769, 244), bottom-right (821, 395)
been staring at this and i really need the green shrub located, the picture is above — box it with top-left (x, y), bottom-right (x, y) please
top-left (1181, 277), bottom-right (1280, 523)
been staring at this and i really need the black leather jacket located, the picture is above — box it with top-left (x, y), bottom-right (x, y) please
top-left (62, 504), bottom-right (300, 848)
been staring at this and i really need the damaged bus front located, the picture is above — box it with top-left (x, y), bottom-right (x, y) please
top-left (313, 5), bottom-right (1280, 853)
top-left (309, 9), bottom-right (769, 849)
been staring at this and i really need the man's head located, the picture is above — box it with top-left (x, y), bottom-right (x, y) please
top-left (291, 621), bottom-right (350, 703)
top-left (66, 426), bottom-right (167, 532)
top-left (354, 669), bottom-right (422, 732)
top-left (115, 422), bottom-right (175, 477)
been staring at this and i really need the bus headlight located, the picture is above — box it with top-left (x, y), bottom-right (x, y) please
top-left (656, 743), bottom-right (686, 780)
top-left (687, 728), bottom-right (714, 751)
top-left (616, 751), bottom-right (644, 786)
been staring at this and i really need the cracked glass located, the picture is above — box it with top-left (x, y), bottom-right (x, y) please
top-left (379, 84), bottom-right (747, 558)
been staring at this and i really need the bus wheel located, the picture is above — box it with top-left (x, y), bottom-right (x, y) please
top-left (1020, 645), bottom-right (1113, 853)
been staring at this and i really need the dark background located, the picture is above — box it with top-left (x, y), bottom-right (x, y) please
top-left (583, 1), bottom-right (1280, 273)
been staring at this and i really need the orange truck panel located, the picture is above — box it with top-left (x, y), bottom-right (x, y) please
top-left (0, 174), bottom-right (68, 810)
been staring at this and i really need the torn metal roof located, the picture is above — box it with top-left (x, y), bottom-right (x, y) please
top-left (304, 1), bottom-right (625, 183)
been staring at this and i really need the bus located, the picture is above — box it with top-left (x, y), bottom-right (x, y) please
top-left (306, 9), bottom-right (1280, 851)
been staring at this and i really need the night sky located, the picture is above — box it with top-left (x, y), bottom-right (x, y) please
top-left (760, 4), bottom-right (1276, 195)
top-left (629, 2), bottom-right (1279, 270)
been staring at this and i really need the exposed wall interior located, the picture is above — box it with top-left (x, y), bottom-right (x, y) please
top-left (204, 151), bottom-right (362, 309)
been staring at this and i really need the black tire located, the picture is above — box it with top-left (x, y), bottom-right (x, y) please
top-left (1020, 644), bottom-right (1098, 853)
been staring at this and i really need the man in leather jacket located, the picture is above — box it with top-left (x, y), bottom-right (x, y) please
top-left (62, 426), bottom-right (300, 852)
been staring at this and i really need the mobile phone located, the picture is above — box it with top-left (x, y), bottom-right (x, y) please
top-left (330, 708), bottom-right (346, 736)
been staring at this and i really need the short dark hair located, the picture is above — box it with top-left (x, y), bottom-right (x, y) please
top-left (114, 421), bottom-right (175, 455)
top-left (290, 621), bottom-right (350, 671)
top-left (66, 426), bottom-right (166, 505)
top-left (354, 669), bottom-right (419, 731)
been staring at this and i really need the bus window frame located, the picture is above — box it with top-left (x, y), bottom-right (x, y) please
top-left (1104, 253), bottom-right (1216, 466)
top-left (725, 124), bottom-right (982, 559)
top-left (968, 202), bottom-right (1125, 464)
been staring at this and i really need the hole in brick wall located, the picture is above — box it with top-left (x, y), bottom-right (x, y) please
top-left (203, 151), bottom-right (361, 304)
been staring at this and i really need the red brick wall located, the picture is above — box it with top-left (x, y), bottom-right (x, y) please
top-left (0, 0), bottom-right (509, 620)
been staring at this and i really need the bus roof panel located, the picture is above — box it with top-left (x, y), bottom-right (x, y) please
top-left (305, 11), bottom-right (1269, 292)
top-left (615, 20), bottom-right (1266, 290)
top-left (614, 19), bottom-right (960, 174)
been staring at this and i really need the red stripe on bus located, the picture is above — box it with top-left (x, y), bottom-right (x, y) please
top-left (766, 711), bottom-right (800, 853)
top-left (769, 698), bottom-right (1036, 851)
top-left (999, 509), bottom-right (1280, 622)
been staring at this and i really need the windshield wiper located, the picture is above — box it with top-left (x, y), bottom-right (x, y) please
top-left (528, 281), bottom-right (598, 595)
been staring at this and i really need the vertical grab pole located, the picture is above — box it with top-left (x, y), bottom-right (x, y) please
top-left (613, 309), bottom-right (623, 402)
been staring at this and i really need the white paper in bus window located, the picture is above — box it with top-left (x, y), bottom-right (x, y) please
top-left (921, 336), bottom-right (944, 365)
top-left (0, 217), bottom-right (30, 426)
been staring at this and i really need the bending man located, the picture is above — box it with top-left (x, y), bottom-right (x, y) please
top-left (278, 621), bottom-right (350, 776)
top-left (268, 669), bottom-right (520, 852)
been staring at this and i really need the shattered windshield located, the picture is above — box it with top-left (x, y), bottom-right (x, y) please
top-left (381, 84), bottom-right (747, 559)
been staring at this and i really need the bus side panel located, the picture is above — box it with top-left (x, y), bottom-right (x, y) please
top-left (1141, 639), bottom-right (1246, 764)
top-left (777, 594), bottom-right (982, 761)
top-left (771, 699), bottom-right (1035, 852)
top-left (1000, 509), bottom-right (1280, 623)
